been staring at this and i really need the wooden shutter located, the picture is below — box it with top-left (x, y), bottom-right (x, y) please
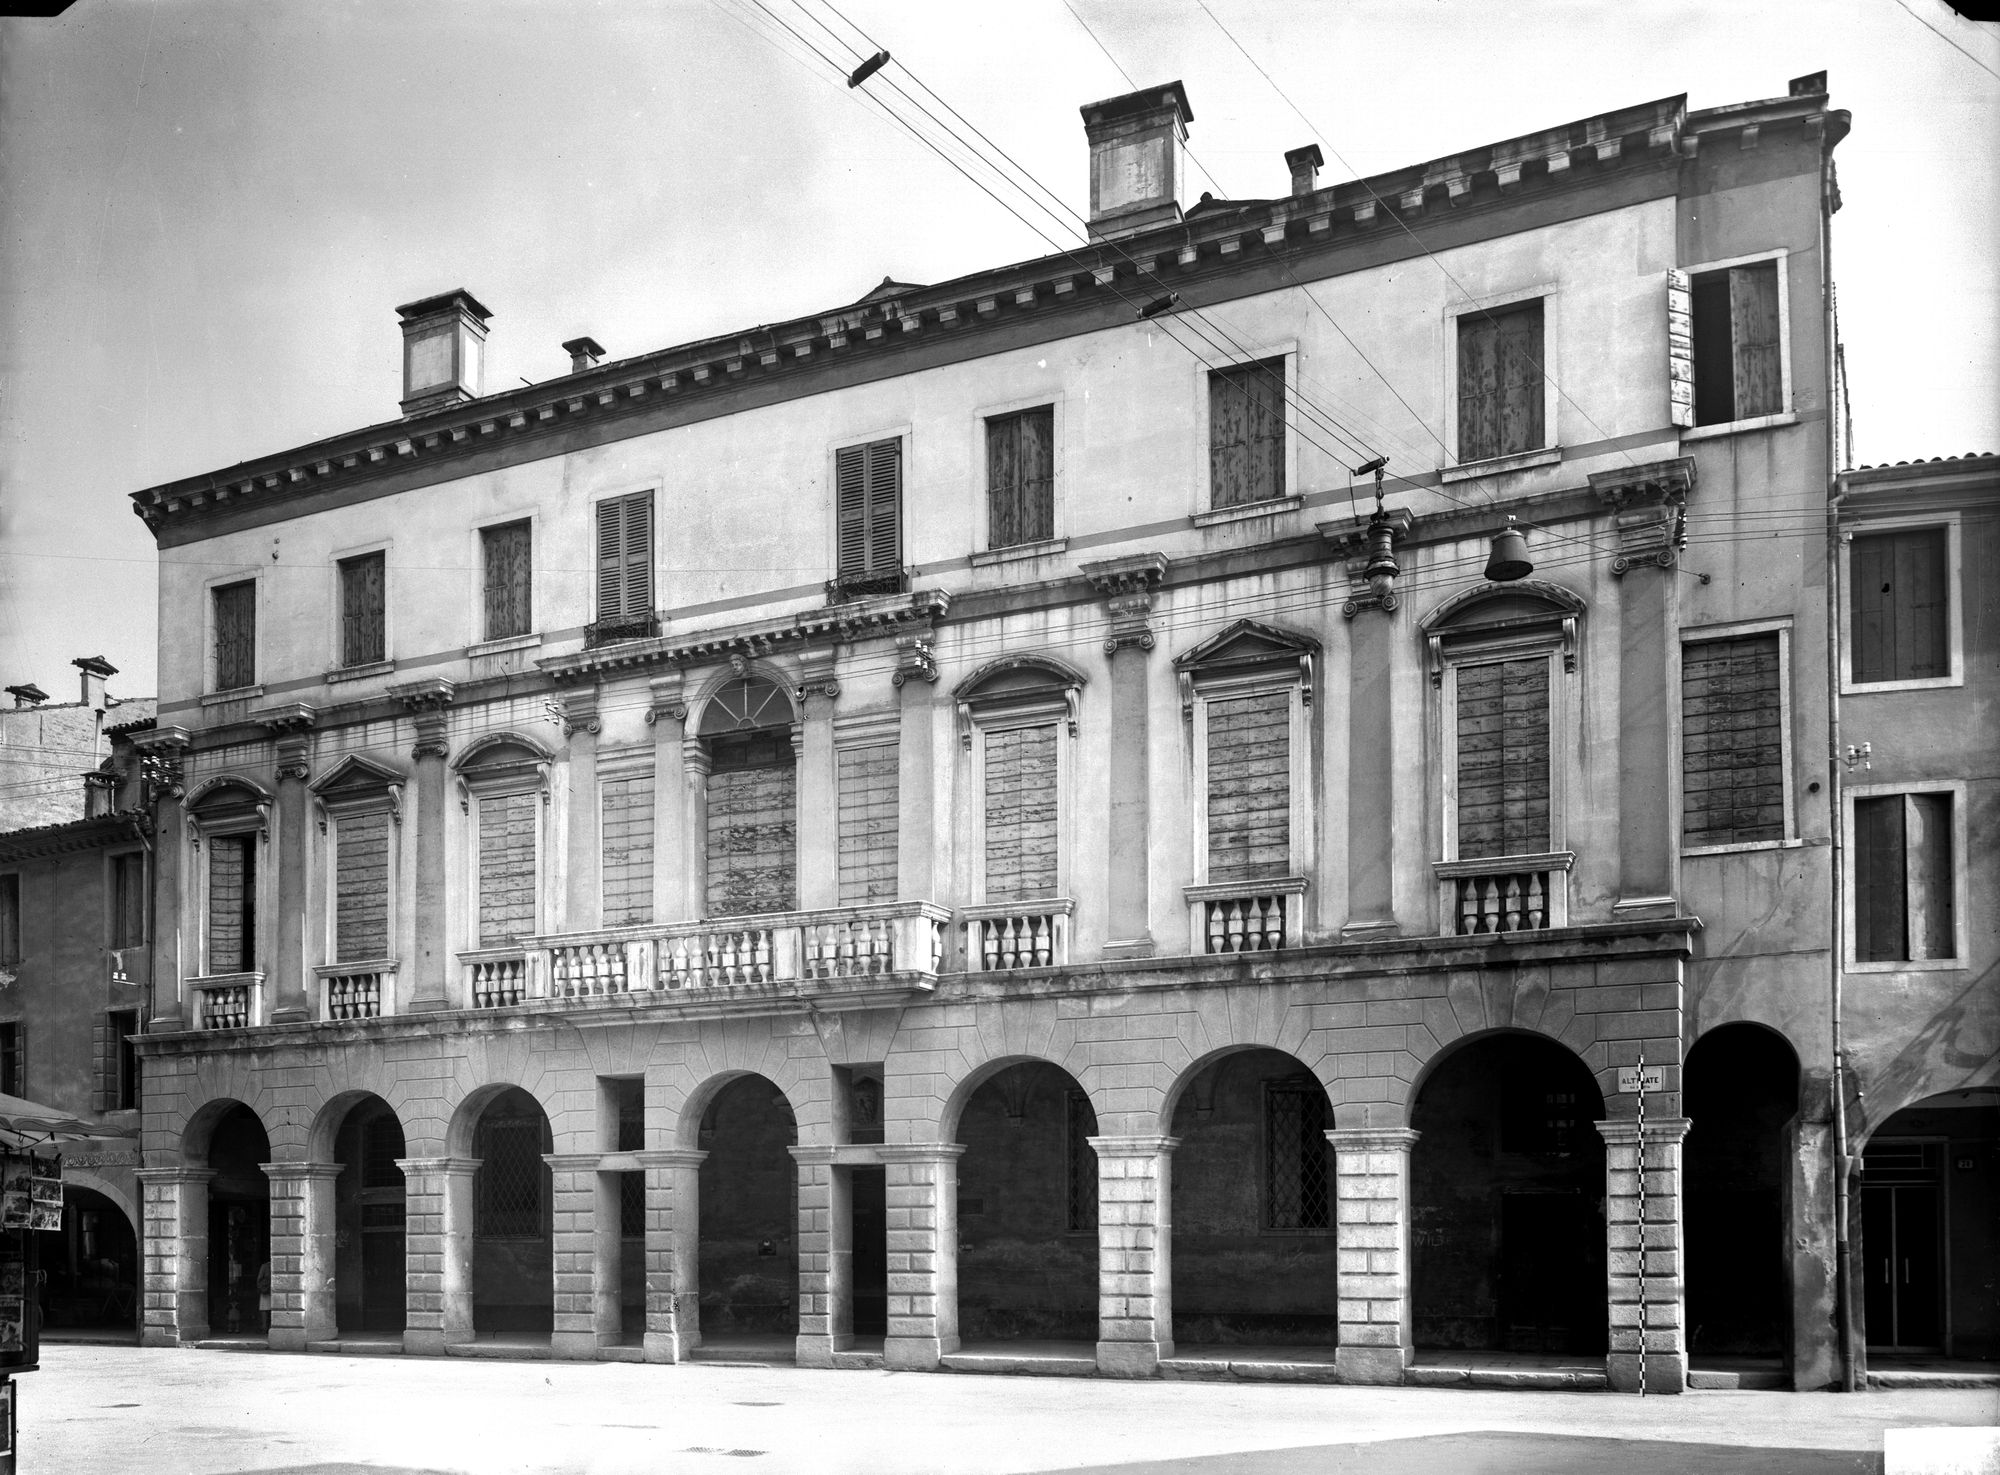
top-left (1206, 689), bottom-right (1291, 883)
top-left (1907, 793), bottom-right (1955, 960)
top-left (207, 834), bottom-right (256, 972)
top-left (1455, 657), bottom-right (1551, 858)
top-left (706, 733), bottom-right (797, 917)
top-left (1666, 268), bottom-right (1695, 428)
top-left (1851, 528), bottom-right (1948, 684)
top-left (1729, 262), bottom-right (1782, 420)
top-left (595, 493), bottom-right (652, 626)
top-left (334, 809), bottom-right (391, 961)
top-left (984, 723), bottom-right (1058, 900)
top-left (0, 875), bottom-right (17, 963)
top-left (0, 1023), bottom-right (21, 1098)
top-left (1681, 633), bottom-right (1784, 846)
top-left (214, 581), bottom-right (256, 690)
top-left (837, 743), bottom-right (899, 905)
top-left (112, 852), bottom-right (146, 950)
top-left (482, 521), bottom-right (533, 640)
top-left (477, 791), bottom-right (538, 945)
top-left (1209, 360), bottom-right (1285, 508)
top-left (600, 774), bottom-right (655, 927)
top-left (1458, 303), bottom-right (1543, 460)
top-left (986, 408), bottom-right (1054, 549)
top-left (340, 553), bottom-right (386, 666)
top-left (836, 439), bottom-right (902, 580)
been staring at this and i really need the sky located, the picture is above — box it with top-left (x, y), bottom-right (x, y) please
top-left (1, 0), bottom-right (1995, 703)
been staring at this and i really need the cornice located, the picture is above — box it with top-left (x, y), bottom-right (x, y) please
top-left (0, 810), bottom-right (149, 863)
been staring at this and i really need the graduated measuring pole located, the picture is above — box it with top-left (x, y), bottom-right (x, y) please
top-left (1617, 1046), bottom-right (1663, 1395)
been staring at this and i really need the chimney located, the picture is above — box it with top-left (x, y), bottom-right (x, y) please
top-left (4, 683), bottom-right (48, 708)
top-left (1080, 81), bottom-right (1193, 242)
top-left (73, 655), bottom-right (117, 712)
top-left (562, 336), bottom-right (606, 375)
top-left (1285, 144), bottom-right (1324, 198)
top-left (395, 289), bottom-right (493, 415)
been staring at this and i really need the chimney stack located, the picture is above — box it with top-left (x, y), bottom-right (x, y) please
top-left (562, 336), bottom-right (606, 375)
top-left (5, 683), bottom-right (48, 709)
top-left (396, 289), bottom-right (492, 415)
top-left (1285, 144), bottom-right (1324, 198)
top-left (74, 655), bottom-right (116, 712)
top-left (1080, 81), bottom-right (1193, 242)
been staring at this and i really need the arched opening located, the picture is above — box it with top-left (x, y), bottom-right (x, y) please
top-left (203, 1103), bottom-right (271, 1339)
top-left (1412, 1033), bottom-right (1606, 1360)
top-left (1684, 1023), bottom-right (1799, 1373)
top-left (470, 1087), bottom-right (552, 1341)
top-left (696, 1074), bottom-right (798, 1355)
top-left (699, 676), bottom-right (797, 918)
top-left (1860, 1088), bottom-right (1999, 1366)
top-left (1167, 1049), bottom-right (1338, 1355)
top-left (954, 1060), bottom-right (1098, 1351)
top-left (35, 1186), bottom-right (139, 1335)
top-left (330, 1095), bottom-right (407, 1336)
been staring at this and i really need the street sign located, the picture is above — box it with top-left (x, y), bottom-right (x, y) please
top-left (1617, 1065), bottom-right (1663, 1094)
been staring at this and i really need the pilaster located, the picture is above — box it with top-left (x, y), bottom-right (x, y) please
top-left (135, 1166), bottom-right (212, 1346)
top-left (545, 1152), bottom-right (604, 1359)
top-left (392, 679), bottom-right (455, 1010)
top-left (790, 1145), bottom-right (849, 1367)
top-left (398, 1155), bottom-right (478, 1354)
top-left (559, 687), bottom-right (602, 934)
top-left (258, 704), bottom-right (317, 1023)
top-left (635, 1148), bottom-right (705, 1362)
top-left (877, 1143), bottom-right (965, 1370)
top-left (796, 648), bottom-right (840, 910)
top-left (1327, 1126), bottom-right (1419, 1384)
top-left (892, 633), bottom-right (941, 904)
top-left (134, 727), bottom-right (191, 1029)
top-left (645, 673), bottom-right (691, 921)
top-left (1089, 1134), bottom-right (1177, 1376)
top-left (261, 1160), bottom-right (342, 1350)
top-left (1082, 554), bottom-right (1167, 958)
top-left (1596, 1116), bottom-right (1691, 1394)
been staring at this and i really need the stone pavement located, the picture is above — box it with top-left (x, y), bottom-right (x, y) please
top-left (18, 1345), bottom-right (2000, 1475)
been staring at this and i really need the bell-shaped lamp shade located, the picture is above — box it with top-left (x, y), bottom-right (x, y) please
top-left (1484, 517), bottom-right (1533, 582)
top-left (1362, 512), bottom-right (1400, 602)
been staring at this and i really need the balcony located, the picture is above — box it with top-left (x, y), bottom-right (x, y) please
top-left (584, 611), bottom-right (661, 648)
top-left (961, 899), bottom-right (1073, 972)
top-left (1185, 878), bottom-right (1307, 954)
top-left (191, 973), bottom-right (263, 1030)
top-left (318, 961), bottom-right (395, 1020)
top-left (1435, 851), bottom-right (1575, 935)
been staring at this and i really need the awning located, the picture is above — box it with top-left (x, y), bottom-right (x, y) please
top-left (0, 1093), bottom-right (138, 1147)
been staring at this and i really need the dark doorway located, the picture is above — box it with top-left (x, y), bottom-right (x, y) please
top-left (471, 1087), bottom-right (553, 1338)
top-left (1864, 1177), bottom-right (1941, 1350)
top-left (696, 1075), bottom-right (797, 1339)
top-left (1412, 1033), bottom-right (1607, 1356)
top-left (36, 1187), bottom-right (138, 1332)
top-left (333, 1097), bottom-right (407, 1335)
top-left (851, 1166), bottom-right (887, 1337)
top-left (205, 1104), bottom-right (271, 1337)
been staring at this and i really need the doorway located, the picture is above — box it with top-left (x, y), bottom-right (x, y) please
top-left (1863, 1145), bottom-right (1943, 1351)
top-left (851, 1166), bottom-right (886, 1338)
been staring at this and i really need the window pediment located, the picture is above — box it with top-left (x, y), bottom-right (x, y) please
top-left (453, 732), bottom-right (553, 810)
top-left (1174, 619), bottom-right (1317, 714)
top-left (954, 655), bottom-right (1086, 747)
top-left (310, 754), bottom-right (405, 831)
top-left (184, 776), bottom-right (272, 843)
top-left (1420, 580), bottom-right (1582, 686)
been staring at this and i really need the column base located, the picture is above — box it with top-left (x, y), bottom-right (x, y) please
top-left (1335, 1344), bottom-right (1411, 1385)
top-left (403, 1328), bottom-right (449, 1356)
top-left (550, 1330), bottom-right (598, 1360)
top-left (140, 1327), bottom-right (180, 1349)
top-left (642, 1330), bottom-right (686, 1364)
top-left (1607, 1351), bottom-right (1687, 1394)
top-left (267, 1327), bottom-right (308, 1352)
top-left (796, 1333), bottom-right (851, 1369)
top-left (885, 1334), bottom-right (956, 1371)
top-left (1096, 1339), bottom-right (1169, 1377)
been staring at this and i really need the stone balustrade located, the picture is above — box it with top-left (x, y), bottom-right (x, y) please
top-left (190, 973), bottom-right (262, 1030)
top-left (1434, 851), bottom-right (1575, 935)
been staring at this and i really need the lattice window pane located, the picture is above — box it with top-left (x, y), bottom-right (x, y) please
top-left (620, 1172), bottom-right (645, 1238)
top-left (1066, 1088), bottom-right (1097, 1233)
top-left (1264, 1078), bottom-right (1330, 1230)
top-left (475, 1113), bottom-right (547, 1238)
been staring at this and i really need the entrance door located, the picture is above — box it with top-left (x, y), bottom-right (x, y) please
top-left (852, 1167), bottom-right (887, 1337)
top-left (360, 1200), bottom-right (407, 1331)
top-left (1500, 1194), bottom-right (1601, 1355)
top-left (1864, 1181), bottom-right (1942, 1349)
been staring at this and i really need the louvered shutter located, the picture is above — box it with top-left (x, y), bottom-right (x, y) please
top-left (983, 724), bottom-right (1058, 900)
top-left (334, 810), bottom-right (391, 961)
top-left (597, 496), bottom-right (626, 621)
top-left (1455, 657), bottom-right (1551, 858)
top-left (1681, 633), bottom-right (1784, 846)
top-left (1852, 528), bottom-right (1948, 683)
top-left (1730, 262), bottom-right (1782, 420)
top-left (706, 733), bottom-right (797, 917)
top-left (340, 553), bottom-right (385, 667)
top-left (837, 743), bottom-right (899, 904)
top-left (600, 774), bottom-right (655, 927)
top-left (477, 792), bottom-right (538, 944)
top-left (622, 493), bottom-right (653, 620)
top-left (836, 444), bottom-right (869, 575)
top-left (865, 439), bottom-right (900, 574)
top-left (1206, 689), bottom-right (1292, 883)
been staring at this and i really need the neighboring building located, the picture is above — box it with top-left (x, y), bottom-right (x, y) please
top-left (119, 72), bottom-right (1972, 1394)
top-left (0, 661), bottom-right (159, 1337)
top-left (1833, 453), bottom-right (1999, 1370)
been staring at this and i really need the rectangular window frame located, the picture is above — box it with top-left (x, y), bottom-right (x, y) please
top-left (1438, 634), bottom-right (1569, 864)
top-left (1188, 672), bottom-right (1313, 888)
top-left (322, 800), bottom-right (399, 967)
top-left (1678, 249), bottom-right (1796, 441)
top-left (478, 516), bottom-right (536, 645)
top-left (332, 543), bottom-right (391, 674)
top-left (591, 487), bottom-right (658, 642)
top-left (0, 1021), bottom-right (22, 1098)
top-left (106, 1006), bottom-right (141, 1113)
top-left (1261, 1076), bottom-right (1332, 1234)
top-left (198, 821), bottom-right (264, 978)
top-left (1840, 514), bottom-right (1964, 694)
top-left (829, 425), bottom-right (911, 593)
top-left (597, 747), bottom-right (656, 929)
top-left (1442, 285), bottom-right (1562, 479)
top-left (207, 573), bottom-right (262, 697)
top-left (834, 732), bottom-right (900, 907)
top-left (1679, 617), bottom-right (1798, 857)
top-left (468, 778), bottom-right (546, 950)
top-left (975, 394), bottom-right (1065, 558)
top-left (1191, 342), bottom-right (1300, 521)
top-left (967, 706), bottom-right (1073, 907)
top-left (0, 873), bottom-right (19, 965)
top-left (1843, 780), bottom-right (1969, 973)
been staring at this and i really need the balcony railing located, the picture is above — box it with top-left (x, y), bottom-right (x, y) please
top-left (960, 899), bottom-right (1073, 972)
top-left (191, 973), bottom-right (263, 1030)
top-left (319, 962), bottom-right (394, 1020)
top-left (584, 611), bottom-right (661, 648)
top-left (1435, 852), bottom-right (1575, 936)
top-left (462, 948), bottom-right (530, 1008)
top-left (1185, 878), bottom-right (1308, 954)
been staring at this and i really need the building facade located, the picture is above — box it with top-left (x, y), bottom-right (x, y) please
top-left (121, 74), bottom-right (1986, 1393)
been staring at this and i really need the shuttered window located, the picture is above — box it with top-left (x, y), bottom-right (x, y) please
top-left (110, 852), bottom-right (146, 949)
top-left (1457, 300), bottom-right (1545, 462)
top-left (1691, 260), bottom-right (1782, 426)
top-left (481, 520), bottom-right (533, 640)
top-left (836, 438), bottom-right (902, 589)
top-left (706, 732), bottom-right (796, 917)
top-left (601, 774), bottom-right (655, 927)
top-left (1455, 657), bottom-right (1551, 858)
top-left (1854, 793), bottom-right (1956, 962)
top-left (334, 809), bottom-right (391, 961)
top-left (1682, 633), bottom-right (1785, 847)
top-left (207, 834), bottom-right (257, 972)
top-left (213, 580), bottom-right (256, 691)
top-left (339, 552), bottom-right (386, 667)
top-left (477, 791), bottom-right (538, 945)
top-left (986, 407), bottom-right (1055, 548)
top-left (1851, 528), bottom-right (1949, 684)
top-left (0, 875), bottom-right (17, 962)
top-left (837, 743), bottom-right (899, 905)
top-left (0, 1023), bottom-right (21, 1098)
top-left (1206, 689), bottom-right (1291, 883)
top-left (102, 1007), bottom-right (140, 1112)
top-left (983, 723), bottom-right (1059, 900)
top-left (594, 492), bottom-right (654, 634)
top-left (1209, 359), bottom-right (1286, 509)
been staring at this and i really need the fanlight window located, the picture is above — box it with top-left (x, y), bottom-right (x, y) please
top-left (699, 676), bottom-right (793, 736)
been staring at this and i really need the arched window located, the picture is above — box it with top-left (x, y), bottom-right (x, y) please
top-left (698, 675), bottom-right (797, 917)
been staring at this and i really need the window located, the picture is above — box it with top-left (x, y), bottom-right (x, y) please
top-left (1850, 526), bottom-right (1950, 686)
top-left (213, 580), bottom-right (256, 691)
top-left (1065, 1088), bottom-right (1097, 1234)
top-left (338, 551), bottom-right (386, 667)
top-left (110, 852), bottom-right (146, 950)
top-left (475, 1108), bottom-right (549, 1238)
top-left (984, 724), bottom-right (1059, 900)
top-left (1853, 791), bottom-right (1958, 964)
top-left (593, 492), bottom-right (654, 643)
top-left (1205, 689), bottom-right (1292, 884)
top-left (836, 743), bottom-right (898, 906)
top-left (699, 677), bottom-right (798, 918)
top-left (986, 406), bottom-right (1055, 549)
top-left (1682, 630), bottom-right (1788, 849)
top-left (1208, 359), bottom-right (1287, 509)
top-left (1454, 655), bottom-right (1551, 857)
top-left (0, 1022), bottom-right (20, 1097)
top-left (334, 810), bottom-right (391, 961)
top-left (102, 1008), bottom-right (140, 1112)
top-left (600, 771), bottom-right (654, 927)
top-left (478, 792), bottom-right (538, 946)
top-left (835, 437), bottom-right (902, 595)
top-left (1456, 300), bottom-right (1545, 463)
top-left (481, 520), bottom-right (533, 641)
top-left (1689, 260), bottom-right (1782, 427)
top-left (0, 875), bottom-right (18, 964)
top-left (207, 834), bottom-right (258, 973)
top-left (1264, 1077), bottom-right (1330, 1230)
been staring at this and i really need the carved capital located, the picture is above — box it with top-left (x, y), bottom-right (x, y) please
top-left (253, 701), bottom-right (318, 737)
top-left (554, 687), bottom-right (602, 739)
top-left (796, 647), bottom-right (840, 704)
top-left (1082, 553), bottom-right (1169, 655)
top-left (645, 670), bottom-right (688, 727)
top-left (891, 633), bottom-right (938, 687)
top-left (389, 676), bottom-right (457, 713)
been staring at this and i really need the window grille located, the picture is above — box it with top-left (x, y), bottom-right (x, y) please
top-left (481, 519), bottom-right (533, 640)
top-left (620, 1172), bottom-right (646, 1237)
top-left (611, 1077), bottom-right (645, 1153)
top-left (1264, 1078), bottom-right (1330, 1230)
top-left (475, 1113), bottom-right (547, 1238)
top-left (1065, 1088), bottom-right (1097, 1233)
top-left (361, 1112), bottom-right (405, 1191)
top-left (104, 1008), bottom-right (140, 1112)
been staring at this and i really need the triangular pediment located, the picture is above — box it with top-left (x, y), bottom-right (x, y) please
top-left (308, 753), bottom-right (404, 798)
top-left (1173, 618), bottom-right (1318, 673)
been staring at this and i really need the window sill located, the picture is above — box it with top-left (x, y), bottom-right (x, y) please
top-left (1681, 838), bottom-right (1803, 858)
top-left (1192, 495), bottom-right (1303, 528)
top-left (314, 958), bottom-right (398, 976)
top-left (971, 537), bottom-right (1068, 567)
top-left (200, 684), bottom-right (264, 707)
top-left (467, 632), bottom-right (542, 658)
top-left (1184, 876), bottom-right (1309, 903)
top-left (1681, 412), bottom-right (1798, 441)
top-left (1840, 674), bottom-right (1963, 696)
top-left (1845, 957), bottom-right (1965, 975)
top-left (1441, 446), bottom-right (1562, 483)
top-left (960, 897), bottom-right (1075, 921)
top-left (326, 660), bottom-right (395, 685)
